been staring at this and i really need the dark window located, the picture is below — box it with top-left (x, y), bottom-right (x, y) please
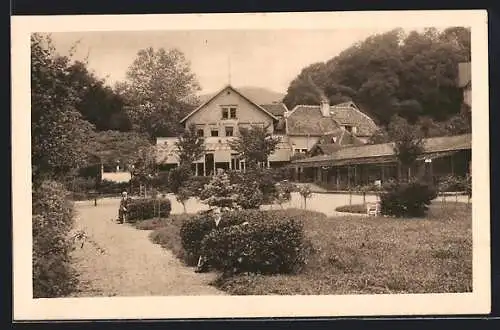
top-left (197, 129), bottom-right (204, 137)
top-left (222, 108), bottom-right (229, 119)
top-left (211, 129), bottom-right (219, 137)
top-left (344, 125), bottom-right (353, 133)
top-left (230, 107), bottom-right (237, 119)
top-left (225, 126), bottom-right (234, 136)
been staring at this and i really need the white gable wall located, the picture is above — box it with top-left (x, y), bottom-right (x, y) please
top-left (184, 88), bottom-right (275, 136)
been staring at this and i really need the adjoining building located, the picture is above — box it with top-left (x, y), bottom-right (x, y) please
top-left (291, 133), bottom-right (471, 190)
top-left (155, 84), bottom-right (381, 175)
top-left (284, 99), bottom-right (378, 156)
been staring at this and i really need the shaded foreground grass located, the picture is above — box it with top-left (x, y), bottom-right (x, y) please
top-left (141, 202), bottom-right (472, 295)
top-left (335, 203), bottom-right (367, 214)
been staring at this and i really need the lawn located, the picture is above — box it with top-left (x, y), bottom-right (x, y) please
top-left (139, 201), bottom-right (472, 295)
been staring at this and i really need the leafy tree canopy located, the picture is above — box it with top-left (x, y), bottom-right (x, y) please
top-left (175, 123), bottom-right (205, 168)
top-left (116, 47), bottom-right (201, 138)
top-left (31, 33), bottom-right (96, 183)
top-left (228, 125), bottom-right (280, 168)
top-left (283, 27), bottom-right (471, 126)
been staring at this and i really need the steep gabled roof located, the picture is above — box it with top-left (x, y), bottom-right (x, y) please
top-left (260, 103), bottom-right (288, 117)
top-left (180, 85), bottom-right (278, 123)
top-left (285, 105), bottom-right (342, 136)
top-left (286, 101), bottom-right (378, 137)
top-left (330, 102), bottom-right (379, 136)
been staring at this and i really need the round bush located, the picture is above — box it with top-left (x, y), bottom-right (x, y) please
top-left (201, 217), bottom-right (308, 275)
top-left (127, 198), bottom-right (172, 222)
top-left (380, 180), bottom-right (437, 217)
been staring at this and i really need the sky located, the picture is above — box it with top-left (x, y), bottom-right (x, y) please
top-left (50, 28), bottom-right (422, 95)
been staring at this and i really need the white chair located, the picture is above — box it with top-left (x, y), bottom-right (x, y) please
top-left (366, 202), bottom-right (380, 216)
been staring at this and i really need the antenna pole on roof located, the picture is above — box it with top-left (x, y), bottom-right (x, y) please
top-left (227, 55), bottom-right (231, 85)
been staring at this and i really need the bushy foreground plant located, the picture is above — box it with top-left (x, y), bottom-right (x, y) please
top-left (201, 216), bottom-right (308, 275)
top-left (380, 179), bottom-right (437, 217)
top-left (32, 180), bottom-right (78, 297)
top-left (126, 198), bottom-right (172, 222)
top-left (179, 208), bottom-right (310, 274)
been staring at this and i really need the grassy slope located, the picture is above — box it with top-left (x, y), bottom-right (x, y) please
top-left (140, 202), bottom-right (472, 295)
top-left (214, 202), bottom-right (472, 295)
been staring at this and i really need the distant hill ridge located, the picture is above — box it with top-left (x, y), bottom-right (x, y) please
top-left (197, 86), bottom-right (285, 105)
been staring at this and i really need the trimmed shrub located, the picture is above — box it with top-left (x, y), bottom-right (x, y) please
top-left (234, 179), bottom-right (264, 209)
top-left (98, 179), bottom-right (130, 195)
top-left (199, 171), bottom-right (239, 209)
top-left (127, 198), bottom-right (172, 222)
top-left (180, 211), bottom-right (219, 265)
top-left (186, 176), bottom-right (211, 197)
top-left (32, 180), bottom-right (77, 297)
top-left (335, 204), bottom-right (367, 214)
top-left (380, 180), bottom-right (437, 217)
top-left (201, 216), bottom-right (308, 275)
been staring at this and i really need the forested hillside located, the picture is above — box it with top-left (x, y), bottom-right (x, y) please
top-left (283, 27), bottom-right (471, 137)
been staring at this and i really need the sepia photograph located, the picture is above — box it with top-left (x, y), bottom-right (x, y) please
top-left (11, 10), bottom-right (490, 320)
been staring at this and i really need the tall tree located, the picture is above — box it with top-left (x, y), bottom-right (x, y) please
top-left (66, 61), bottom-right (132, 132)
top-left (228, 125), bottom-right (280, 169)
top-left (116, 47), bottom-right (201, 138)
top-left (388, 115), bottom-right (425, 181)
top-left (31, 33), bottom-right (95, 184)
top-left (175, 123), bottom-right (205, 168)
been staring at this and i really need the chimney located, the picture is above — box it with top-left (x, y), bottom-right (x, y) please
top-left (320, 97), bottom-right (330, 117)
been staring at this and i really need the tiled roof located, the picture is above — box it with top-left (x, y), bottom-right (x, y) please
top-left (286, 105), bottom-right (342, 136)
top-left (330, 102), bottom-right (378, 136)
top-left (286, 102), bottom-right (378, 137)
top-left (260, 103), bottom-right (288, 117)
top-left (293, 133), bottom-right (471, 166)
top-left (458, 62), bottom-right (471, 88)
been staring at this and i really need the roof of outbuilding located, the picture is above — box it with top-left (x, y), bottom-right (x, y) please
top-left (260, 103), bottom-right (288, 117)
top-left (286, 101), bottom-right (378, 137)
top-left (292, 133), bottom-right (471, 166)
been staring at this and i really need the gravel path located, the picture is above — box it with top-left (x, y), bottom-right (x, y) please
top-left (70, 199), bottom-right (225, 297)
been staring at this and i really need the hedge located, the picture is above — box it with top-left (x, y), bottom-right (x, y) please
top-left (380, 180), bottom-right (438, 217)
top-left (126, 198), bottom-right (172, 223)
top-left (201, 216), bottom-right (308, 275)
top-left (180, 208), bottom-right (310, 274)
top-left (32, 180), bottom-right (78, 297)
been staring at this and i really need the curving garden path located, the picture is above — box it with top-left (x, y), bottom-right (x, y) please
top-left (69, 192), bottom-right (468, 297)
top-left (70, 198), bottom-right (224, 297)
